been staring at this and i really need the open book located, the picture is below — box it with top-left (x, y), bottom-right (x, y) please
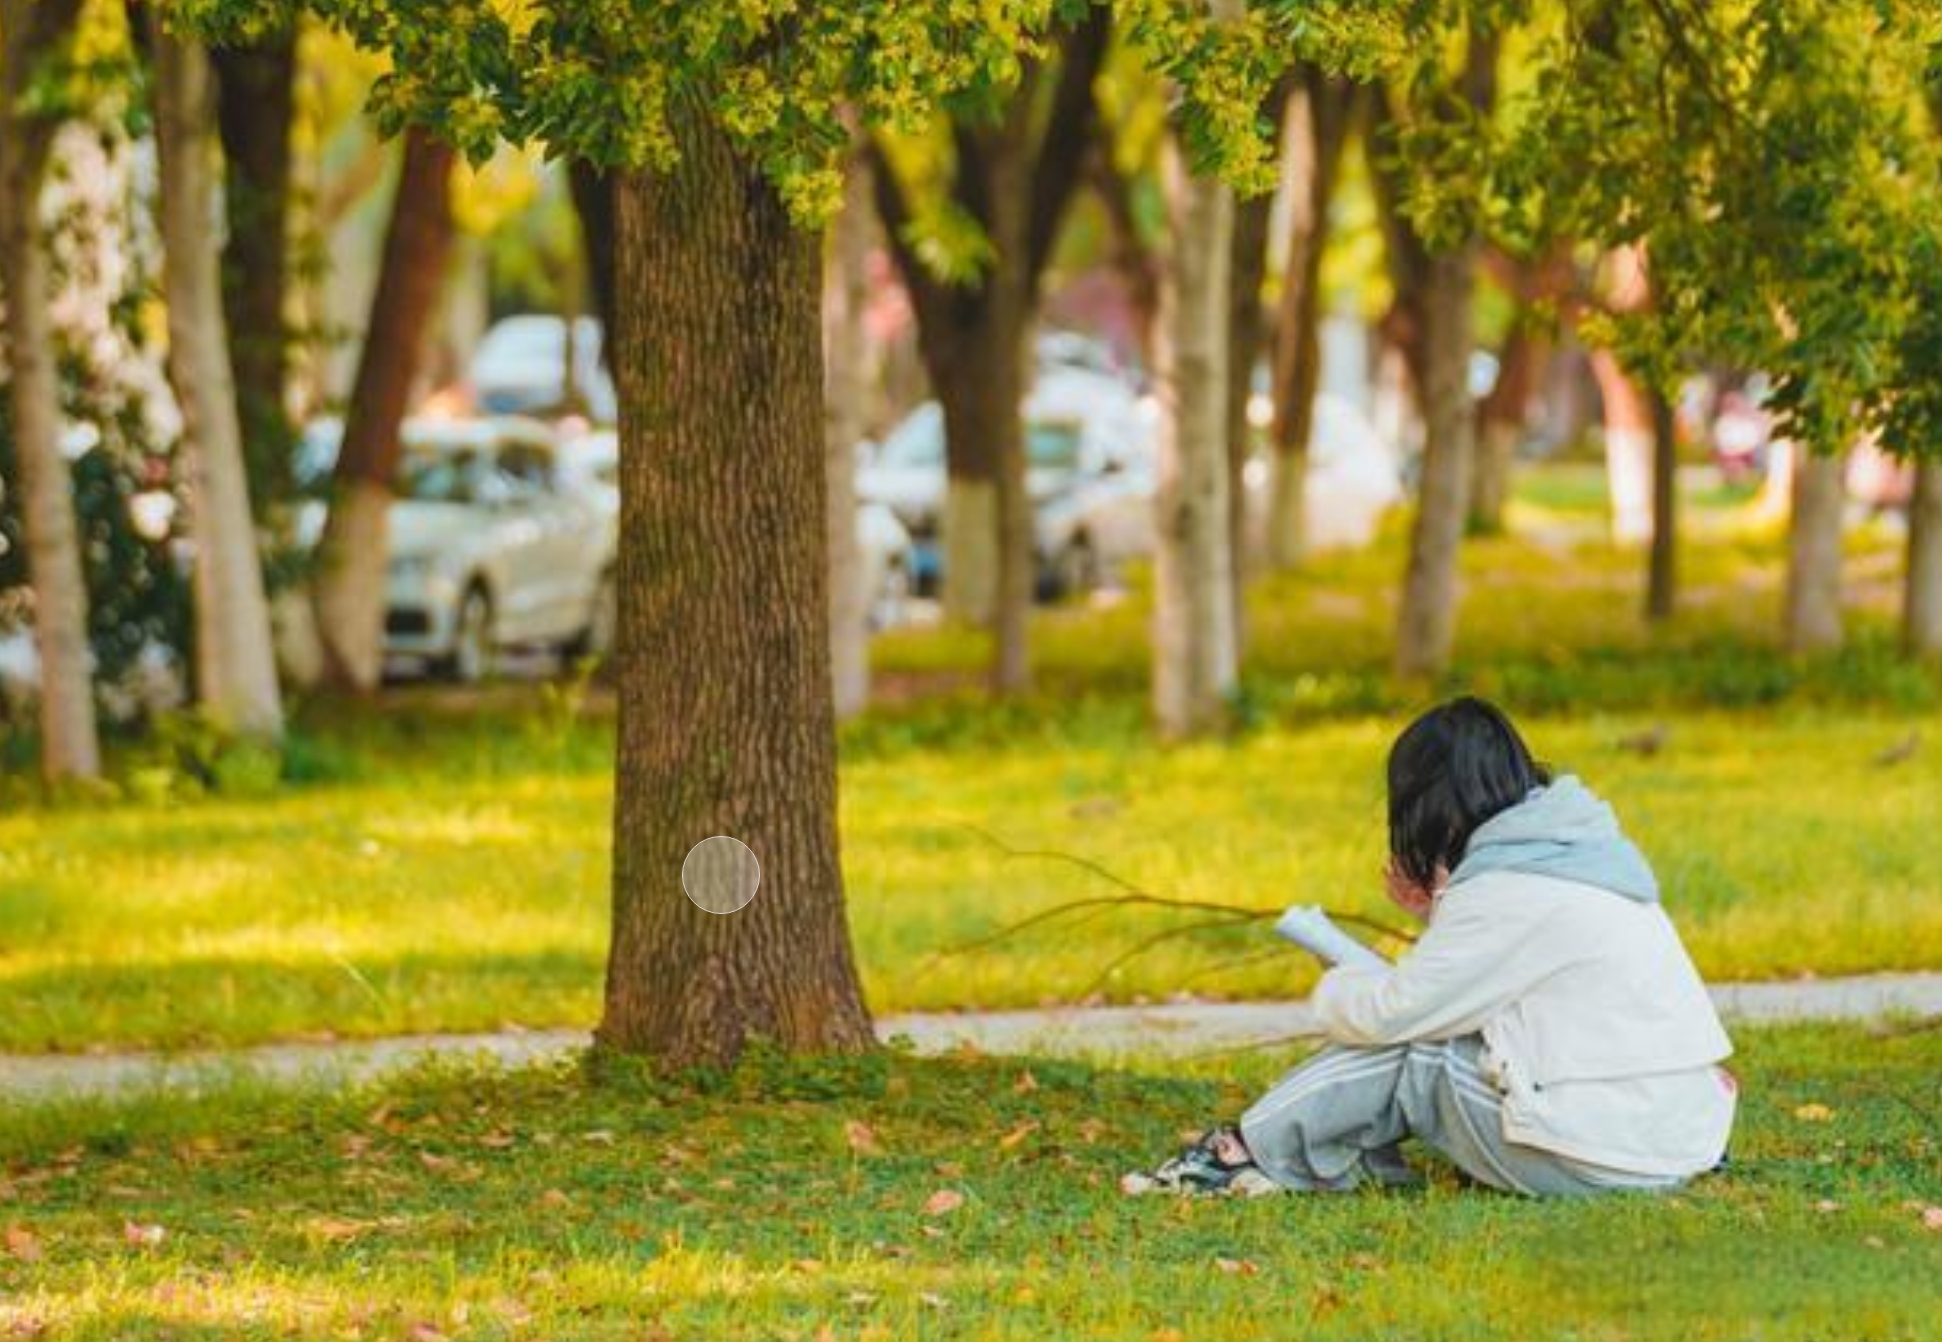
top-left (1273, 906), bottom-right (1391, 971)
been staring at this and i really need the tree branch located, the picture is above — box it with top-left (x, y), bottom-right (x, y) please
top-left (1024, 3), bottom-right (1112, 283)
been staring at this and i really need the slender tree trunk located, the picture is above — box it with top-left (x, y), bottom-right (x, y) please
top-left (601, 108), bottom-right (873, 1068)
top-left (1645, 387), bottom-right (1678, 621)
top-left (1784, 450), bottom-right (1846, 653)
top-left (311, 127), bottom-right (457, 692)
top-left (213, 30), bottom-right (297, 518)
top-left (1905, 459), bottom-right (1942, 657)
top-left (149, 20), bottom-right (283, 739)
top-left (1225, 182), bottom-right (1271, 657)
top-left (0, 0), bottom-right (97, 781)
top-left (1266, 73), bottom-right (1354, 570)
top-left (569, 161), bottom-right (617, 368)
top-left (1587, 347), bottom-right (1654, 545)
top-left (1394, 249), bottom-right (1477, 679)
top-left (1469, 323), bottom-right (1537, 534)
top-left (825, 149), bottom-right (874, 719)
top-left (929, 309), bottom-right (1024, 636)
top-left (1153, 115), bottom-right (1238, 739)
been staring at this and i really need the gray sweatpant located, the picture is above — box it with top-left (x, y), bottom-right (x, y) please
top-left (1239, 1036), bottom-right (1675, 1197)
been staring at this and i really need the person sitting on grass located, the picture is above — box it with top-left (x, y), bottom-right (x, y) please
top-left (1131, 696), bottom-right (1737, 1198)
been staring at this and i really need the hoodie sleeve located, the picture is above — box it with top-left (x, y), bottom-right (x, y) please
top-left (1310, 878), bottom-right (1569, 1046)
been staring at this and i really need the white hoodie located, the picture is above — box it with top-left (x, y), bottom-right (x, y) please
top-left (1312, 868), bottom-right (1736, 1178)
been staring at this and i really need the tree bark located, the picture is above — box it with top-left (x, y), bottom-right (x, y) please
top-left (0, 0), bottom-right (97, 781)
top-left (1225, 172), bottom-right (1272, 657)
top-left (1645, 387), bottom-right (1678, 622)
top-left (1784, 450), bottom-right (1845, 653)
top-left (825, 148), bottom-right (874, 720)
top-left (1905, 458), bottom-right (1942, 657)
top-left (1153, 103), bottom-right (1239, 739)
top-left (311, 127), bottom-right (457, 692)
top-left (1266, 72), bottom-right (1355, 570)
top-left (149, 19), bottom-right (283, 740)
top-left (600, 106), bottom-right (873, 1068)
top-left (213, 29), bottom-right (297, 518)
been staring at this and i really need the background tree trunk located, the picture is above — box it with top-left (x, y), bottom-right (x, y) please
top-left (601, 109), bottom-right (873, 1069)
top-left (825, 149), bottom-right (875, 720)
top-left (1225, 174), bottom-right (1272, 657)
top-left (568, 161), bottom-right (617, 367)
top-left (213, 30), bottom-right (297, 518)
top-left (1153, 108), bottom-right (1239, 738)
top-left (1902, 458), bottom-right (1941, 656)
top-left (1393, 248), bottom-right (1477, 679)
top-left (1469, 323), bottom-right (1536, 534)
top-left (1645, 387), bottom-right (1678, 621)
top-left (1266, 72), bottom-right (1354, 571)
top-left (311, 127), bottom-right (457, 692)
top-left (1784, 450), bottom-right (1846, 653)
top-left (149, 20), bottom-right (283, 740)
top-left (0, 0), bottom-right (97, 781)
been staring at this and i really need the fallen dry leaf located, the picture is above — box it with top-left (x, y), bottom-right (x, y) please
top-left (1922, 1207), bottom-right (1942, 1232)
top-left (843, 1120), bottom-right (882, 1156)
top-left (998, 1121), bottom-right (1040, 1151)
top-left (1215, 1257), bottom-right (1261, 1276)
top-left (1012, 1070), bottom-right (1039, 1095)
top-left (921, 1189), bottom-right (965, 1216)
top-left (4, 1226), bottom-right (42, 1262)
top-left (539, 1188), bottom-right (572, 1210)
top-left (1793, 1103), bottom-right (1835, 1123)
top-left (407, 1324), bottom-right (449, 1342)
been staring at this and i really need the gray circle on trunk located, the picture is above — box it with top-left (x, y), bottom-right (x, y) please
top-left (682, 836), bottom-right (761, 914)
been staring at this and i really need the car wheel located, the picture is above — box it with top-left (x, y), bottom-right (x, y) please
top-left (440, 584), bottom-right (494, 684)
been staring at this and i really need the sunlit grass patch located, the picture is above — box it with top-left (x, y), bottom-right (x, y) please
top-left (0, 1026), bottom-right (1936, 1339)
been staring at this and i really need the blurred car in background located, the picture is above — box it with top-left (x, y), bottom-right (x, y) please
top-left (857, 364), bottom-right (1150, 595)
top-left (467, 314), bottom-right (617, 424)
top-left (561, 426), bottom-right (914, 627)
top-left (1035, 392), bottom-right (1404, 596)
top-left (299, 416), bottom-right (616, 679)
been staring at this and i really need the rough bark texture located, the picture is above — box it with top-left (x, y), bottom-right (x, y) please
top-left (825, 150), bottom-right (874, 720)
top-left (1154, 106), bottom-right (1239, 739)
top-left (600, 108), bottom-right (873, 1068)
top-left (1784, 451), bottom-right (1846, 654)
top-left (1225, 168), bottom-right (1272, 657)
top-left (1266, 72), bottom-right (1355, 571)
top-left (0, 0), bottom-right (97, 781)
top-left (312, 127), bottom-right (457, 692)
top-left (214, 30), bottom-right (296, 517)
top-left (1645, 387), bottom-right (1678, 622)
top-left (1906, 459), bottom-right (1942, 657)
top-left (150, 20), bottom-right (283, 740)
top-left (870, 9), bottom-right (1106, 692)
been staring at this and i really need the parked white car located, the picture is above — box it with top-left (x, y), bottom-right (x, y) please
top-left (1035, 392), bottom-right (1405, 594)
top-left (299, 417), bottom-right (617, 679)
top-left (857, 365), bottom-right (1151, 594)
top-left (560, 427), bottom-right (914, 627)
top-left (468, 314), bottom-right (617, 424)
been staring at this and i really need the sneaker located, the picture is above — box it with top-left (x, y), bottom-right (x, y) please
top-left (1138, 1126), bottom-right (1282, 1198)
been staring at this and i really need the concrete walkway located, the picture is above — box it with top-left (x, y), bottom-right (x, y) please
top-left (3, 972), bottom-right (1938, 1105)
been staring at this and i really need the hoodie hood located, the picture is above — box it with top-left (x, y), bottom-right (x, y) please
top-left (1448, 775), bottom-right (1659, 903)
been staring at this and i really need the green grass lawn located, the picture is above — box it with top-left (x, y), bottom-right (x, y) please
top-left (0, 503), bottom-right (1937, 1053)
top-left (0, 1025), bottom-right (1937, 1339)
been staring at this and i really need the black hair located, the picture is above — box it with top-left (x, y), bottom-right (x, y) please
top-left (1387, 697), bottom-right (1551, 887)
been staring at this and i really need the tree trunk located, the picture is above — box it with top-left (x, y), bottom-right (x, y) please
top-left (213, 30), bottom-right (296, 518)
top-left (929, 308), bottom-right (1024, 638)
top-left (0, 0), bottom-right (97, 781)
top-left (1784, 450), bottom-right (1845, 653)
top-left (1225, 181), bottom-right (1272, 657)
top-left (600, 108), bottom-right (873, 1069)
top-left (825, 149), bottom-right (874, 719)
top-left (569, 160), bottom-right (618, 368)
top-left (311, 127), bottom-right (457, 692)
top-left (1393, 248), bottom-right (1477, 679)
top-left (1645, 387), bottom-right (1678, 622)
top-left (1469, 323), bottom-right (1537, 534)
top-left (1266, 73), bottom-right (1355, 571)
top-left (149, 20), bottom-right (283, 740)
top-left (1153, 118), bottom-right (1239, 739)
top-left (1906, 458), bottom-right (1942, 657)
